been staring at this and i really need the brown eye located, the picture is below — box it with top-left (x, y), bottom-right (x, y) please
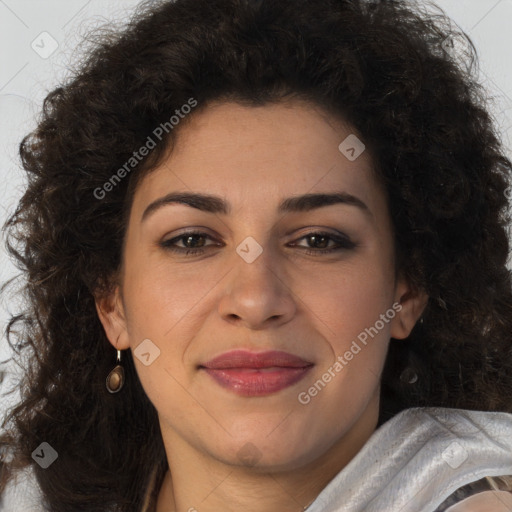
top-left (290, 231), bottom-right (356, 255)
top-left (160, 231), bottom-right (221, 255)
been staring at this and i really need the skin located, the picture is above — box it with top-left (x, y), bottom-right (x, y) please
top-left (445, 490), bottom-right (512, 511)
top-left (96, 100), bottom-right (428, 512)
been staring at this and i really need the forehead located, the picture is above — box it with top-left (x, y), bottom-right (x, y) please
top-left (131, 100), bottom-right (384, 218)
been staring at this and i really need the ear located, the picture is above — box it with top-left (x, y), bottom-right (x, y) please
top-left (390, 276), bottom-right (428, 340)
top-left (94, 285), bottom-right (130, 350)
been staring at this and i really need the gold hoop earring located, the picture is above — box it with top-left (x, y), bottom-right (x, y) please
top-left (106, 349), bottom-right (125, 393)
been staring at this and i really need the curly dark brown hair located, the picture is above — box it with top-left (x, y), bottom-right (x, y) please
top-left (1, 0), bottom-right (511, 510)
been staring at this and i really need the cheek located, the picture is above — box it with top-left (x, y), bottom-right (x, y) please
top-left (119, 260), bottom-right (222, 399)
top-left (122, 257), bottom-right (223, 341)
top-left (299, 260), bottom-right (395, 343)
top-left (297, 260), bottom-right (394, 404)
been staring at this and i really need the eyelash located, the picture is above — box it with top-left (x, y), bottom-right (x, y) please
top-left (159, 230), bottom-right (356, 256)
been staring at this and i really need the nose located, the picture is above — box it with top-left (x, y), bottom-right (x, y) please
top-left (217, 242), bottom-right (297, 330)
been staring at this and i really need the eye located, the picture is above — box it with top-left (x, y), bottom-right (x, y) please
top-left (290, 231), bottom-right (356, 255)
top-left (160, 230), bottom-right (221, 256)
top-left (159, 229), bottom-right (356, 257)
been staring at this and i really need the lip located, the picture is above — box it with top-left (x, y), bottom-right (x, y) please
top-left (202, 349), bottom-right (313, 369)
top-left (200, 350), bottom-right (314, 396)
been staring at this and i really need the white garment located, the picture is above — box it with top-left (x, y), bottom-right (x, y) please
top-left (305, 407), bottom-right (512, 512)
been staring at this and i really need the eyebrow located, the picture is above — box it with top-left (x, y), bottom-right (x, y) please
top-left (141, 190), bottom-right (371, 222)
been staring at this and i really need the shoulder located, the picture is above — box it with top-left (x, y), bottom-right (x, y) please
top-left (378, 408), bottom-right (512, 511)
top-left (434, 476), bottom-right (512, 512)
top-left (444, 490), bottom-right (512, 511)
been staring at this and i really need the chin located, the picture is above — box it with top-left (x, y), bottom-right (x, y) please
top-left (206, 427), bottom-right (325, 472)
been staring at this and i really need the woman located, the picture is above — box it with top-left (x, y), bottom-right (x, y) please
top-left (0, 0), bottom-right (511, 510)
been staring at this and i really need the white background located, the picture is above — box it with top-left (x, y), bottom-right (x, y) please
top-left (0, 0), bottom-right (511, 507)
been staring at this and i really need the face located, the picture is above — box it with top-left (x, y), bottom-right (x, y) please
top-left (97, 100), bottom-right (425, 471)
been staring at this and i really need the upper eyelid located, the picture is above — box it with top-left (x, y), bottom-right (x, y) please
top-left (164, 229), bottom-right (353, 246)
top-left (165, 230), bottom-right (219, 243)
top-left (170, 232), bottom-right (220, 246)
